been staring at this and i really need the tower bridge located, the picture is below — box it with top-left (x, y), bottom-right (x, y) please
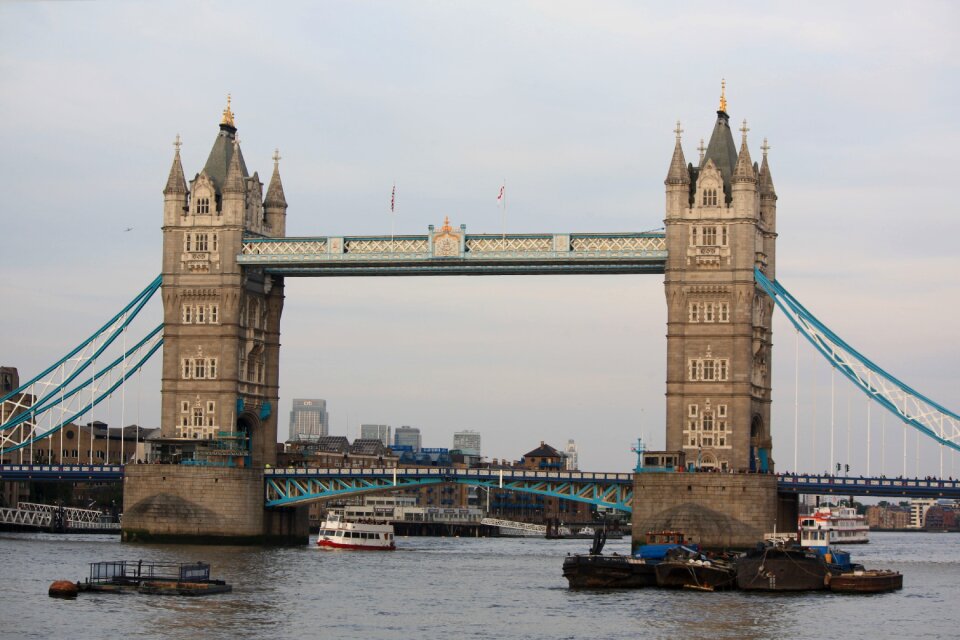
top-left (4, 90), bottom-right (959, 546)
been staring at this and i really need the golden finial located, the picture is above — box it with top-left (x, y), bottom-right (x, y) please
top-left (441, 216), bottom-right (453, 232)
top-left (719, 78), bottom-right (727, 113)
top-left (221, 94), bottom-right (235, 127)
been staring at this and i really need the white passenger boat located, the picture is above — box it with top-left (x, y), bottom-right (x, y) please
top-left (317, 513), bottom-right (396, 550)
top-left (799, 506), bottom-right (869, 545)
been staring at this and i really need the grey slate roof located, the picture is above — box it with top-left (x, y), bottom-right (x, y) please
top-left (701, 111), bottom-right (739, 202)
top-left (164, 148), bottom-right (187, 195)
top-left (522, 442), bottom-right (562, 459)
top-left (201, 124), bottom-right (248, 194)
top-left (265, 161), bottom-right (287, 208)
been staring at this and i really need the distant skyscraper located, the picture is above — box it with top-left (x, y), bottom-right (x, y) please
top-left (564, 439), bottom-right (579, 471)
top-left (394, 425), bottom-right (421, 452)
top-left (360, 423), bottom-right (391, 446)
top-left (452, 430), bottom-right (481, 455)
top-left (288, 399), bottom-right (328, 441)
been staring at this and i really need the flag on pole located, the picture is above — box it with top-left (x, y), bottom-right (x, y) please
top-left (497, 184), bottom-right (505, 206)
top-left (391, 183), bottom-right (396, 213)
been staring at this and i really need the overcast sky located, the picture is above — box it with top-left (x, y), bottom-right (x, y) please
top-left (1, 1), bottom-right (958, 474)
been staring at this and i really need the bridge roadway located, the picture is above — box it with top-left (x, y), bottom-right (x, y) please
top-left (2, 464), bottom-right (959, 506)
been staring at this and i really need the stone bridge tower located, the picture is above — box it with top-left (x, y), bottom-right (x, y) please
top-left (159, 98), bottom-right (287, 467)
top-left (663, 85), bottom-right (778, 473)
top-left (123, 100), bottom-right (305, 544)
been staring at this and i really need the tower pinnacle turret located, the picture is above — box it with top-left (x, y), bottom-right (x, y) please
top-left (164, 134), bottom-right (187, 195)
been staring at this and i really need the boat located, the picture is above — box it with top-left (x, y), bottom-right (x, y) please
top-left (317, 513), bottom-right (395, 550)
top-left (736, 542), bottom-right (834, 591)
top-left (562, 530), bottom-right (688, 589)
top-left (547, 524), bottom-right (625, 540)
top-left (562, 554), bottom-right (658, 588)
top-left (72, 560), bottom-right (231, 596)
top-left (633, 530), bottom-right (694, 559)
top-left (654, 547), bottom-right (737, 591)
top-left (799, 506), bottom-right (869, 545)
top-left (828, 569), bottom-right (903, 593)
top-left (736, 532), bottom-right (859, 592)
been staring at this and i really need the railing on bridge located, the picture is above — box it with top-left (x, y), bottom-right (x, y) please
top-left (778, 474), bottom-right (960, 499)
top-left (480, 517), bottom-right (548, 535)
top-left (0, 464), bottom-right (123, 481)
top-left (238, 231), bottom-right (667, 276)
top-left (0, 502), bottom-right (120, 531)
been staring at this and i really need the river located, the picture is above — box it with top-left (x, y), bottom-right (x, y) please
top-left (0, 531), bottom-right (957, 639)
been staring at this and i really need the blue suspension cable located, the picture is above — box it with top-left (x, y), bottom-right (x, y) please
top-left (755, 267), bottom-right (959, 452)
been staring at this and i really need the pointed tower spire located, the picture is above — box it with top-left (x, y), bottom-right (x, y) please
top-left (665, 120), bottom-right (690, 185)
top-left (758, 137), bottom-right (776, 196)
top-left (701, 80), bottom-right (739, 202)
top-left (164, 134), bottom-right (188, 195)
top-left (264, 148), bottom-right (287, 208)
top-left (733, 119), bottom-right (755, 182)
top-left (223, 136), bottom-right (245, 194)
top-left (264, 148), bottom-right (288, 236)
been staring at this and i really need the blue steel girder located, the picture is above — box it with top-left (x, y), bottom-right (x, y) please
top-left (264, 467), bottom-right (634, 511)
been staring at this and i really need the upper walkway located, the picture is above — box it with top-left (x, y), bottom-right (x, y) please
top-left (237, 231), bottom-right (667, 276)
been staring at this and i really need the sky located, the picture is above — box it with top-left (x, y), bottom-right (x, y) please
top-left (1, 1), bottom-right (958, 474)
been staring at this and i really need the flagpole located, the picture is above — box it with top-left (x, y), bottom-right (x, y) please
top-left (501, 178), bottom-right (506, 243)
top-left (390, 181), bottom-right (396, 254)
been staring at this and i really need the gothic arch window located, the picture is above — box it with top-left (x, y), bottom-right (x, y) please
top-left (701, 188), bottom-right (718, 207)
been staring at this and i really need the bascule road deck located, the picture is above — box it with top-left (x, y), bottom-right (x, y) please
top-left (236, 230), bottom-right (668, 276)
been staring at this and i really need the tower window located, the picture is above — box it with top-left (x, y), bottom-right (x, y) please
top-left (688, 357), bottom-right (730, 381)
top-left (701, 188), bottom-right (718, 207)
top-left (196, 198), bottom-right (210, 215)
top-left (702, 226), bottom-right (717, 246)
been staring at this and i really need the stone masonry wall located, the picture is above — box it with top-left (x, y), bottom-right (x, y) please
top-left (123, 465), bottom-right (268, 543)
top-left (632, 472), bottom-right (779, 550)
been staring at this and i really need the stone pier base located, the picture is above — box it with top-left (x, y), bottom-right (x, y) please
top-left (632, 472), bottom-right (784, 551)
top-left (122, 465), bottom-right (308, 545)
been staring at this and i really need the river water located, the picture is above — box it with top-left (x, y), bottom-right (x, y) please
top-left (0, 531), bottom-right (957, 639)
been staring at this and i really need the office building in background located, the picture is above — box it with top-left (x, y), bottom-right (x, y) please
top-left (564, 439), bottom-right (579, 470)
top-left (452, 430), bottom-right (481, 456)
top-left (360, 423), bottom-right (391, 446)
top-left (288, 399), bottom-right (328, 441)
top-left (394, 425), bottom-right (422, 452)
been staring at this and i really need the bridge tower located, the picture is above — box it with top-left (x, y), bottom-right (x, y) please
top-left (158, 98), bottom-right (287, 467)
top-left (663, 84), bottom-right (777, 473)
top-left (633, 87), bottom-right (790, 550)
top-left (123, 99), bottom-right (305, 544)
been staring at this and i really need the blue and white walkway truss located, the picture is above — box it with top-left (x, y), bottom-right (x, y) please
top-left (756, 267), bottom-right (960, 453)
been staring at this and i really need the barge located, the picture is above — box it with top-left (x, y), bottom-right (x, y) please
top-left (75, 560), bottom-right (231, 596)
